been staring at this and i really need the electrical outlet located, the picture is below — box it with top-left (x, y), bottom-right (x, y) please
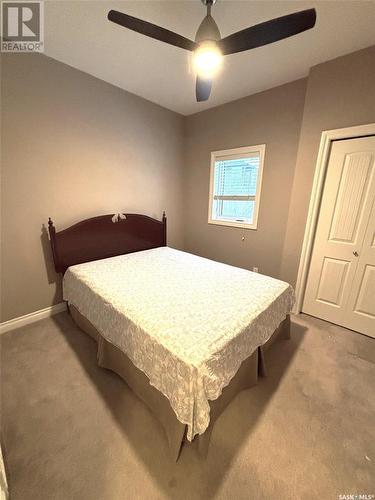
top-left (253, 267), bottom-right (258, 273)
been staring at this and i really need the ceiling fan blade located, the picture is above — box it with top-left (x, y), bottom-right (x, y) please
top-left (108, 10), bottom-right (197, 51)
top-left (218, 9), bottom-right (316, 56)
top-left (196, 76), bottom-right (212, 102)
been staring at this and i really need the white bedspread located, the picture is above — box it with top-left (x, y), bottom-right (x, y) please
top-left (63, 247), bottom-right (294, 440)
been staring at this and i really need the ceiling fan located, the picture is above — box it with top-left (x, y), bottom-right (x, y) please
top-left (108, 1), bottom-right (316, 103)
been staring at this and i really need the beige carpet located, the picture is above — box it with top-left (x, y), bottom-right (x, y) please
top-left (1, 312), bottom-right (374, 500)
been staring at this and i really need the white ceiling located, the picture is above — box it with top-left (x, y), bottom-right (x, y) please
top-left (44, 1), bottom-right (375, 115)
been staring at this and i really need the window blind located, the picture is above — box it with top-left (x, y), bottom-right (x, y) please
top-left (213, 154), bottom-right (260, 223)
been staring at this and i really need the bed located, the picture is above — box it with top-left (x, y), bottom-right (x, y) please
top-left (48, 212), bottom-right (294, 460)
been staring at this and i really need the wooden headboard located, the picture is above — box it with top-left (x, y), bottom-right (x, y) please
top-left (48, 212), bottom-right (167, 274)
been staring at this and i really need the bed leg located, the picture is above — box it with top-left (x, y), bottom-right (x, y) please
top-left (281, 314), bottom-right (291, 340)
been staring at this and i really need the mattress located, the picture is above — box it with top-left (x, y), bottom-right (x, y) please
top-left (63, 247), bottom-right (294, 440)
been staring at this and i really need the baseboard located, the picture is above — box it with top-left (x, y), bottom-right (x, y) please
top-left (0, 302), bottom-right (67, 335)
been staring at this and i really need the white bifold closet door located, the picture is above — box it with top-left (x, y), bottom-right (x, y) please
top-left (303, 136), bottom-right (375, 338)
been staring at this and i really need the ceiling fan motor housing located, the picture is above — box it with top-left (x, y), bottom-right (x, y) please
top-left (195, 15), bottom-right (221, 43)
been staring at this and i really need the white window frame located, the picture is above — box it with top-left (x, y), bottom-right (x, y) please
top-left (208, 144), bottom-right (265, 230)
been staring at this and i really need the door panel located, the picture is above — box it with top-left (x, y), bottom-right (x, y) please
top-left (303, 136), bottom-right (375, 337)
top-left (329, 152), bottom-right (373, 243)
top-left (344, 198), bottom-right (375, 336)
top-left (316, 258), bottom-right (350, 306)
top-left (354, 265), bottom-right (375, 317)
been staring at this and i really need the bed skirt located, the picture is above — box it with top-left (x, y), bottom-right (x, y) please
top-left (68, 303), bottom-right (290, 461)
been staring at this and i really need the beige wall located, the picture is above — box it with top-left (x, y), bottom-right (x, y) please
top-left (280, 46), bottom-right (375, 286)
top-left (1, 54), bottom-right (185, 322)
top-left (184, 46), bottom-right (375, 287)
top-left (184, 79), bottom-right (307, 278)
top-left (2, 46), bottom-right (375, 323)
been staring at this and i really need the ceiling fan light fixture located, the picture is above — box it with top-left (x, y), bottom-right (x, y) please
top-left (107, 4), bottom-right (317, 103)
top-left (193, 41), bottom-right (222, 79)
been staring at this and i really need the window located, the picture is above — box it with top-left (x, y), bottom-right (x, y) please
top-left (208, 145), bottom-right (265, 229)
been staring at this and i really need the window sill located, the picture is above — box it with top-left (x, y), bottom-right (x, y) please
top-left (208, 219), bottom-right (258, 230)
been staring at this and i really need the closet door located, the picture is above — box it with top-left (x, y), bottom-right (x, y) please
top-left (343, 197), bottom-right (375, 337)
top-left (303, 136), bottom-right (375, 337)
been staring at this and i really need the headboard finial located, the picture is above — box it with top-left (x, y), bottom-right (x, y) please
top-left (162, 211), bottom-right (167, 246)
top-left (48, 218), bottom-right (55, 234)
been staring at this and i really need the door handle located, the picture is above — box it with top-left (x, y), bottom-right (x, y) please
top-left (353, 251), bottom-right (359, 257)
